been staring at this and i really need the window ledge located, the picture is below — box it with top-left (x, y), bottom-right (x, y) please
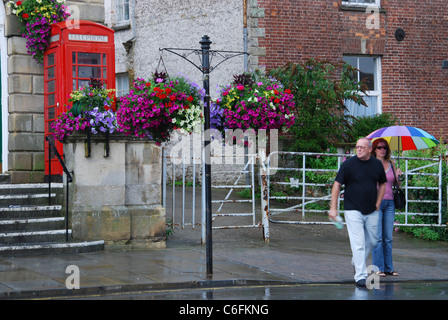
top-left (340, 4), bottom-right (386, 13)
top-left (112, 22), bottom-right (131, 31)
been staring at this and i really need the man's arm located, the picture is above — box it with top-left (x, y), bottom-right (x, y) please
top-left (329, 181), bottom-right (342, 220)
top-left (376, 182), bottom-right (386, 211)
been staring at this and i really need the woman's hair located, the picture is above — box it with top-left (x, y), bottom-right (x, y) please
top-left (371, 138), bottom-right (391, 161)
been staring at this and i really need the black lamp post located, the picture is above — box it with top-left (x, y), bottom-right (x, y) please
top-left (200, 35), bottom-right (213, 276)
top-left (161, 36), bottom-right (248, 277)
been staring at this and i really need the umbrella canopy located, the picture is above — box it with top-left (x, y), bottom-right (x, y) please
top-left (366, 125), bottom-right (439, 152)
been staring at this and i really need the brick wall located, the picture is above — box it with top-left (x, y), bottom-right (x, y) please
top-left (252, 0), bottom-right (448, 140)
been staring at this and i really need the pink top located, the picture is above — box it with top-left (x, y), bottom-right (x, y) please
top-left (383, 163), bottom-right (396, 200)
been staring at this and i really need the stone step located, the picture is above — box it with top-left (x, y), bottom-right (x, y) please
top-left (0, 174), bottom-right (10, 184)
top-left (0, 217), bottom-right (65, 232)
top-left (0, 205), bottom-right (63, 219)
top-left (0, 229), bottom-right (72, 244)
top-left (0, 183), bottom-right (63, 195)
top-left (0, 183), bottom-right (104, 256)
top-left (0, 193), bottom-right (59, 206)
top-left (0, 240), bottom-right (105, 257)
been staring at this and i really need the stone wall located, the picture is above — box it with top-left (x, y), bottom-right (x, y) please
top-left (64, 135), bottom-right (166, 249)
top-left (4, 0), bottom-right (105, 183)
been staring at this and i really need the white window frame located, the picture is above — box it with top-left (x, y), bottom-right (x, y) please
top-left (342, 0), bottom-right (381, 7)
top-left (116, 0), bottom-right (130, 24)
top-left (344, 56), bottom-right (382, 117)
top-left (116, 73), bottom-right (130, 98)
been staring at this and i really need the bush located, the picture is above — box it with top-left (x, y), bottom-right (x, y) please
top-left (350, 113), bottom-right (397, 140)
top-left (394, 144), bottom-right (448, 241)
top-left (269, 59), bottom-right (368, 152)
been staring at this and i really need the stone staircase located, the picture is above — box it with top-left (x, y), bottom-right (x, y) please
top-left (0, 181), bottom-right (104, 256)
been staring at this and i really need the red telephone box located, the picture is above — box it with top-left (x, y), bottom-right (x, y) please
top-left (44, 20), bottom-right (115, 180)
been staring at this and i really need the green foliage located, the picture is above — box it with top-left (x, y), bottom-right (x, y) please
top-left (350, 113), bottom-right (397, 140)
top-left (269, 59), bottom-right (368, 152)
top-left (165, 219), bottom-right (174, 239)
top-left (268, 149), bottom-right (340, 212)
top-left (395, 215), bottom-right (447, 241)
top-left (237, 187), bottom-right (261, 199)
top-left (393, 144), bottom-right (448, 241)
top-left (69, 78), bottom-right (116, 116)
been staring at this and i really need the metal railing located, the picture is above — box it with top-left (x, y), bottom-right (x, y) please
top-left (162, 148), bottom-right (259, 244)
top-left (45, 135), bottom-right (73, 242)
top-left (263, 151), bottom-right (446, 230)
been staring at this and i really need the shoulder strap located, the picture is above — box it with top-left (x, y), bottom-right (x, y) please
top-left (390, 161), bottom-right (398, 186)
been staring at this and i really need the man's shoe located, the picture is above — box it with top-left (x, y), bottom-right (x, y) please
top-left (356, 279), bottom-right (366, 287)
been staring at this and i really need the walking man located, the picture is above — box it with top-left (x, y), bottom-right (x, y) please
top-left (329, 137), bottom-right (387, 287)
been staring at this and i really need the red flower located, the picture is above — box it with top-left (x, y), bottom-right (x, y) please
top-left (187, 95), bottom-right (194, 102)
top-left (107, 91), bottom-right (117, 112)
top-left (22, 13), bottom-right (29, 19)
top-left (17, 1), bottom-right (22, 5)
top-left (165, 88), bottom-right (172, 94)
top-left (285, 89), bottom-right (291, 94)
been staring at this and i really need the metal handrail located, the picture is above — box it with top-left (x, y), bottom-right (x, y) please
top-left (45, 135), bottom-right (73, 242)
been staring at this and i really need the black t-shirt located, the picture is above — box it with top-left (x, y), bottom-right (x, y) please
top-left (335, 155), bottom-right (387, 215)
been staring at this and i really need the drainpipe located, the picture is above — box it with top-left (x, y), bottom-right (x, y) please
top-left (243, 0), bottom-right (250, 184)
top-left (126, 0), bottom-right (136, 87)
top-left (243, 0), bottom-right (248, 71)
top-left (130, 0), bottom-right (136, 40)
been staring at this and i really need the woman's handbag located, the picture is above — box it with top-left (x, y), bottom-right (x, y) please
top-left (391, 162), bottom-right (406, 209)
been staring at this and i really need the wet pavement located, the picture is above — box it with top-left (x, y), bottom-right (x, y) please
top-left (71, 281), bottom-right (448, 300)
top-left (0, 187), bottom-right (447, 300)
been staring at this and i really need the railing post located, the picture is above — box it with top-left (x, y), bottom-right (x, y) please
top-left (66, 178), bottom-right (69, 242)
top-left (259, 149), bottom-right (270, 242)
top-left (45, 135), bottom-right (73, 242)
top-left (48, 137), bottom-right (52, 206)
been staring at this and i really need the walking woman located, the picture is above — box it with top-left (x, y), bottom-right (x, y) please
top-left (371, 138), bottom-right (401, 277)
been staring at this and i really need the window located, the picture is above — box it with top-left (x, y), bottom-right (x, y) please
top-left (343, 56), bottom-right (381, 117)
top-left (116, 0), bottom-right (130, 23)
top-left (116, 73), bottom-right (130, 97)
top-left (72, 52), bottom-right (108, 90)
top-left (342, 0), bottom-right (380, 6)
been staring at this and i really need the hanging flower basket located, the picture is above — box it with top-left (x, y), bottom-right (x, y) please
top-left (51, 77), bottom-right (118, 142)
top-left (211, 72), bottom-right (296, 139)
top-left (116, 72), bottom-right (204, 145)
top-left (7, 0), bottom-right (71, 64)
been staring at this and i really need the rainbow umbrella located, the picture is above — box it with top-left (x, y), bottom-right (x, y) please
top-left (366, 125), bottom-right (439, 152)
